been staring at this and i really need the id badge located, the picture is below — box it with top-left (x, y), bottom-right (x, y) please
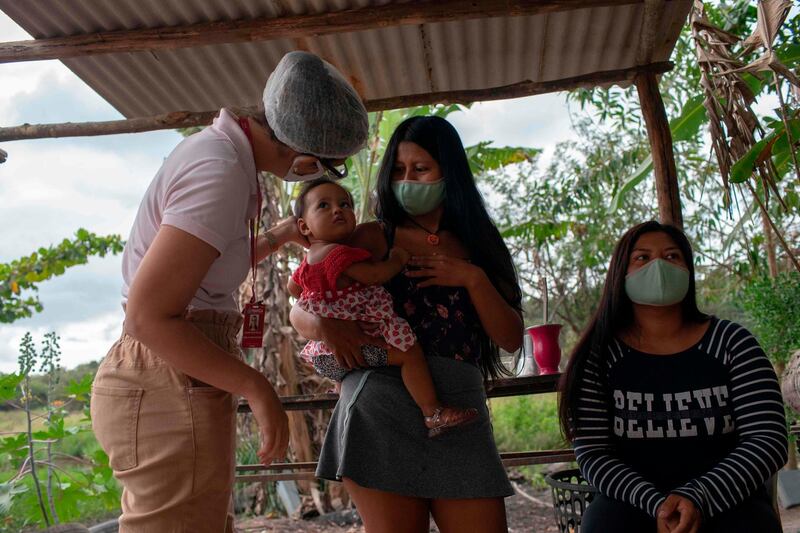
top-left (241, 302), bottom-right (266, 348)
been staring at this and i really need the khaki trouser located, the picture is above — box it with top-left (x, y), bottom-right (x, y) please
top-left (91, 310), bottom-right (243, 533)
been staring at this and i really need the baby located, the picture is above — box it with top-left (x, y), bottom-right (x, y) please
top-left (288, 178), bottom-right (477, 437)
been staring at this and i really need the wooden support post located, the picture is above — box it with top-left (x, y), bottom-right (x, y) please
top-left (635, 71), bottom-right (683, 228)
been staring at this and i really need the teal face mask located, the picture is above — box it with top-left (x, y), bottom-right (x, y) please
top-left (625, 259), bottom-right (690, 306)
top-left (391, 179), bottom-right (445, 216)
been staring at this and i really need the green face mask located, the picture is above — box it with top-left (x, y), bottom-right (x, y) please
top-left (625, 258), bottom-right (690, 306)
top-left (391, 179), bottom-right (445, 216)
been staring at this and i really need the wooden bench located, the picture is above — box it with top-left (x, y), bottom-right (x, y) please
top-left (235, 374), bottom-right (574, 483)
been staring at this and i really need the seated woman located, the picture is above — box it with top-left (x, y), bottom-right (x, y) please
top-left (559, 221), bottom-right (787, 533)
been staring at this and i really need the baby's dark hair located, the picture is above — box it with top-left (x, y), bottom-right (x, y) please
top-left (293, 177), bottom-right (354, 218)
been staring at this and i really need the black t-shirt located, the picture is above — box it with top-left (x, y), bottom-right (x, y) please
top-left (573, 318), bottom-right (787, 519)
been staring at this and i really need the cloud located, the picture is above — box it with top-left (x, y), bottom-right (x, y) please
top-left (449, 92), bottom-right (574, 152)
top-left (0, 241), bottom-right (125, 372)
top-left (0, 141), bottom-right (176, 260)
top-left (1, 70), bottom-right (120, 125)
top-left (0, 10), bottom-right (32, 40)
top-left (0, 13), bottom-right (183, 372)
top-left (0, 308), bottom-right (122, 373)
top-left (0, 119), bottom-right (178, 375)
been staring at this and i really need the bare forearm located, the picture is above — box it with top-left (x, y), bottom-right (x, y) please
top-left (467, 272), bottom-right (523, 352)
top-left (257, 220), bottom-right (303, 263)
top-left (125, 315), bottom-right (269, 398)
top-left (255, 231), bottom-right (284, 263)
top-left (289, 304), bottom-right (324, 341)
top-left (345, 258), bottom-right (404, 286)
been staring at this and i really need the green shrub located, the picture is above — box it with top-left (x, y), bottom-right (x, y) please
top-left (490, 393), bottom-right (566, 452)
top-left (739, 271), bottom-right (800, 365)
top-left (1, 334), bottom-right (120, 530)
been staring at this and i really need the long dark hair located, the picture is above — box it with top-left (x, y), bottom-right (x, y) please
top-left (558, 221), bottom-right (710, 441)
top-left (375, 115), bottom-right (523, 379)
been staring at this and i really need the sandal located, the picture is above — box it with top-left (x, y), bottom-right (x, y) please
top-left (424, 406), bottom-right (479, 438)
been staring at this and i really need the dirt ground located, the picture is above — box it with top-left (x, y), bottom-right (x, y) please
top-left (780, 505), bottom-right (800, 533)
top-left (236, 484), bottom-right (563, 533)
top-left (236, 488), bottom-right (800, 533)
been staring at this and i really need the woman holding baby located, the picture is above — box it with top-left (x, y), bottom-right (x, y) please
top-left (290, 115), bottom-right (524, 533)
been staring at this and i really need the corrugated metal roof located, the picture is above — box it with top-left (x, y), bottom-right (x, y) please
top-left (0, 0), bottom-right (691, 118)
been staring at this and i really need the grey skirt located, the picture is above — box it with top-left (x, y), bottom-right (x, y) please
top-left (316, 353), bottom-right (514, 499)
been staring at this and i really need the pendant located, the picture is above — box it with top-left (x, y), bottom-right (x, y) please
top-left (427, 234), bottom-right (440, 246)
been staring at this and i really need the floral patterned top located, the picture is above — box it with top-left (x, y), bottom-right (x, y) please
top-left (382, 224), bottom-right (483, 366)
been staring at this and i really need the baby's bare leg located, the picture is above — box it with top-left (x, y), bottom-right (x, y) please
top-left (387, 343), bottom-right (440, 417)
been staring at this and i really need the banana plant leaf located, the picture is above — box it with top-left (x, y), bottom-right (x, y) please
top-left (609, 41), bottom-right (800, 212)
top-left (465, 141), bottom-right (541, 175)
top-left (730, 118), bottom-right (800, 183)
top-left (608, 156), bottom-right (653, 214)
top-left (608, 94), bottom-right (707, 213)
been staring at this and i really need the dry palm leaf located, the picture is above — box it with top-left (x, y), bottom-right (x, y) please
top-left (742, 0), bottom-right (793, 51)
top-left (690, 0), bottom-right (800, 272)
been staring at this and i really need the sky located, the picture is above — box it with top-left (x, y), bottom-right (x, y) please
top-left (0, 12), bottom-right (575, 372)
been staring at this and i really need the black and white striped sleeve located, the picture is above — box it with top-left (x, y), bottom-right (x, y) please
top-left (573, 351), bottom-right (667, 517)
top-left (671, 324), bottom-right (788, 518)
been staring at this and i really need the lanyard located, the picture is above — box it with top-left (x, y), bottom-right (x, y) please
top-left (238, 117), bottom-right (263, 304)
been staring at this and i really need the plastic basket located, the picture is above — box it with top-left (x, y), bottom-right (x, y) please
top-left (544, 468), bottom-right (597, 533)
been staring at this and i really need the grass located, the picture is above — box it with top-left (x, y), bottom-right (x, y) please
top-left (490, 393), bottom-right (566, 452)
top-left (0, 411), bottom-right (96, 471)
top-left (490, 393), bottom-right (573, 490)
top-left (0, 410), bottom-right (85, 433)
top-left (0, 410), bottom-right (31, 433)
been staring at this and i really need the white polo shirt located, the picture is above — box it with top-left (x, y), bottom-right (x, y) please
top-left (121, 108), bottom-right (259, 312)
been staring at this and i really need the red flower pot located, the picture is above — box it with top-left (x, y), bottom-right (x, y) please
top-left (526, 324), bottom-right (562, 375)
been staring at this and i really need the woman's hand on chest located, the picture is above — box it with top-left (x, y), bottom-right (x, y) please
top-left (395, 227), bottom-right (483, 289)
top-left (406, 253), bottom-right (485, 290)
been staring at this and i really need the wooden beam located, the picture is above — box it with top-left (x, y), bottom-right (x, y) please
top-left (635, 71), bottom-right (683, 227)
top-left (239, 374), bottom-right (562, 413)
top-left (0, 62), bottom-right (672, 142)
top-left (236, 462), bottom-right (317, 473)
top-left (0, 109), bottom-right (234, 141)
top-left (0, 0), bottom-right (644, 64)
top-left (233, 449), bottom-right (576, 482)
top-left (236, 472), bottom-right (318, 483)
top-left (485, 373), bottom-right (561, 398)
top-left (367, 62), bottom-right (672, 110)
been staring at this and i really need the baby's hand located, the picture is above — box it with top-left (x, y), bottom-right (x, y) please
top-left (389, 246), bottom-right (411, 265)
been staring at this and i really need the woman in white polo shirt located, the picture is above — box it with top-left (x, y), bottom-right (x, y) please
top-left (90, 51), bottom-right (368, 533)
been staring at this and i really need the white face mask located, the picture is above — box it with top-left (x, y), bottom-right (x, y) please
top-left (283, 156), bottom-right (326, 182)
